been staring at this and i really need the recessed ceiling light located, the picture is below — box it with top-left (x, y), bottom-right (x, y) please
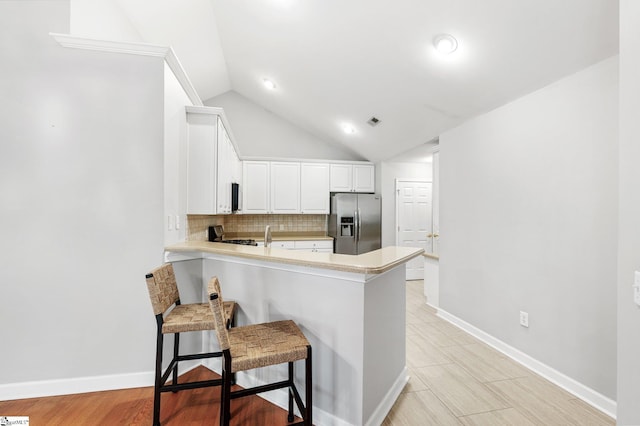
top-left (342, 124), bottom-right (356, 134)
top-left (263, 78), bottom-right (277, 90)
top-left (433, 34), bottom-right (458, 54)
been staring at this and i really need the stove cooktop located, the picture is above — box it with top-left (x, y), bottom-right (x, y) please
top-left (219, 239), bottom-right (258, 246)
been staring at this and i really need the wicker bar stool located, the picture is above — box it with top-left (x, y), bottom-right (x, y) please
top-left (145, 263), bottom-right (238, 426)
top-left (207, 277), bottom-right (312, 426)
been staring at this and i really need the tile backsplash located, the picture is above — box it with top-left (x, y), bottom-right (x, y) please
top-left (187, 214), bottom-right (327, 241)
top-left (186, 215), bottom-right (225, 241)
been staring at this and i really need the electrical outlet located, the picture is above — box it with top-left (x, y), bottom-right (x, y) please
top-left (175, 215), bottom-right (180, 230)
top-left (279, 224), bottom-right (285, 231)
top-left (167, 215), bottom-right (173, 231)
top-left (519, 311), bottom-right (529, 328)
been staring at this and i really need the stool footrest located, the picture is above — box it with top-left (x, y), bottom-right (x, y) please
top-left (229, 380), bottom-right (290, 399)
top-left (161, 378), bottom-right (223, 393)
top-left (177, 351), bottom-right (223, 362)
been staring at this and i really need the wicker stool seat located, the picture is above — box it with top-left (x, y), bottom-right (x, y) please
top-left (145, 263), bottom-right (238, 426)
top-left (208, 277), bottom-right (312, 426)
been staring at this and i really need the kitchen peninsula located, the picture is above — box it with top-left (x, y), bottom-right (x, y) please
top-left (164, 242), bottom-right (423, 426)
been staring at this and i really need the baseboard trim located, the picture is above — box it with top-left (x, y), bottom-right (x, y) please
top-left (0, 371), bottom-right (154, 401)
top-left (436, 308), bottom-right (617, 419)
top-left (0, 361), bottom-right (208, 402)
top-left (364, 367), bottom-right (409, 426)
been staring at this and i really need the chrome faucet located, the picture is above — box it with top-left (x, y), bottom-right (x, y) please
top-left (264, 225), bottom-right (272, 248)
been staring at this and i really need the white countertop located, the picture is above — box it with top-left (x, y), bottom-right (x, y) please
top-left (165, 241), bottom-right (423, 274)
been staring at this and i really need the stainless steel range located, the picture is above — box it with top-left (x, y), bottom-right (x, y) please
top-left (208, 225), bottom-right (258, 246)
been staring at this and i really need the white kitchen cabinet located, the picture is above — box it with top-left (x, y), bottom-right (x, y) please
top-left (294, 240), bottom-right (333, 252)
top-left (330, 163), bottom-right (375, 193)
top-left (300, 163), bottom-right (330, 214)
top-left (329, 164), bottom-right (353, 192)
top-left (243, 161), bottom-right (301, 214)
top-left (242, 161), bottom-right (270, 214)
top-left (186, 111), bottom-right (217, 214)
top-left (186, 107), bottom-right (241, 215)
top-left (217, 122), bottom-right (241, 214)
top-left (353, 164), bottom-right (375, 192)
top-left (271, 162), bottom-right (300, 214)
top-left (257, 239), bottom-right (333, 252)
top-left (271, 241), bottom-right (295, 249)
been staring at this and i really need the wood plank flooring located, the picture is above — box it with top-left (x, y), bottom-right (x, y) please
top-left (0, 281), bottom-right (614, 425)
top-left (382, 280), bottom-right (614, 426)
top-left (0, 367), bottom-right (300, 425)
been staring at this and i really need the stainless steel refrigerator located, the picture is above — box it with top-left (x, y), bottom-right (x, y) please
top-left (328, 193), bottom-right (381, 255)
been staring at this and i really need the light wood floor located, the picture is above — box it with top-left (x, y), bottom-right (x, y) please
top-left (382, 280), bottom-right (614, 426)
top-left (0, 281), bottom-right (615, 425)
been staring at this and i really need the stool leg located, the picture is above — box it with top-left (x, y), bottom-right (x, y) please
top-left (288, 362), bottom-right (294, 422)
top-left (172, 333), bottom-right (180, 391)
top-left (153, 326), bottom-right (163, 426)
top-left (222, 353), bottom-right (232, 426)
top-left (228, 313), bottom-right (237, 386)
top-left (305, 346), bottom-right (312, 426)
top-left (219, 370), bottom-right (226, 426)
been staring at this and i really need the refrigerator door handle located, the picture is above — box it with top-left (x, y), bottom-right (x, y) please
top-left (354, 209), bottom-right (359, 243)
top-left (357, 209), bottom-right (362, 241)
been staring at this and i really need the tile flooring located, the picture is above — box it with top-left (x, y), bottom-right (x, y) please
top-left (382, 280), bottom-right (614, 425)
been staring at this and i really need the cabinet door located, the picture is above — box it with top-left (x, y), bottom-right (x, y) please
top-left (293, 240), bottom-right (333, 251)
top-left (353, 164), bottom-right (375, 193)
top-left (216, 119), bottom-right (230, 213)
top-left (271, 241), bottom-right (295, 249)
top-left (301, 163), bottom-right (330, 213)
top-left (271, 162), bottom-right (300, 214)
top-left (186, 114), bottom-right (217, 214)
top-left (243, 161), bottom-right (270, 213)
top-left (330, 164), bottom-right (353, 192)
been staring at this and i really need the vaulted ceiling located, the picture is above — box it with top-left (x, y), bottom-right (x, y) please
top-left (110, 0), bottom-right (618, 162)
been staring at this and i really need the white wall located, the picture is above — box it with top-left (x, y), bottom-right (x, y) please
top-left (379, 161), bottom-right (432, 247)
top-left (0, 0), bottom-right (164, 389)
top-left (70, 0), bottom-right (142, 41)
top-left (617, 2), bottom-right (640, 423)
top-left (439, 57), bottom-right (618, 400)
top-left (163, 63), bottom-right (192, 245)
top-left (205, 91), bottom-right (363, 161)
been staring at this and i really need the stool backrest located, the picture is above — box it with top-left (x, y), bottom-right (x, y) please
top-left (145, 263), bottom-right (181, 316)
top-left (208, 277), bottom-right (231, 350)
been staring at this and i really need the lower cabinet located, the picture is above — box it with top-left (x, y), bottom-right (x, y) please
top-left (293, 240), bottom-right (333, 253)
top-left (257, 239), bottom-right (333, 252)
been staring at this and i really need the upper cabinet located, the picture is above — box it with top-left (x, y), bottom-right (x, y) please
top-left (242, 161), bottom-right (270, 214)
top-left (271, 162), bottom-right (301, 214)
top-left (300, 163), bottom-right (330, 214)
top-left (186, 106), bottom-right (241, 215)
top-left (330, 163), bottom-right (375, 193)
top-left (243, 161), bottom-right (373, 214)
top-left (243, 161), bottom-right (301, 214)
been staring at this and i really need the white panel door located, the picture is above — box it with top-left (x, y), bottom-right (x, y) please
top-left (432, 150), bottom-right (440, 255)
top-left (396, 180), bottom-right (432, 280)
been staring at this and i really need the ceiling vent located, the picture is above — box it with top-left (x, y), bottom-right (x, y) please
top-left (367, 117), bottom-right (381, 127)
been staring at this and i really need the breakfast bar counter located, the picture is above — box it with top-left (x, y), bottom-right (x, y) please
top-left (164, 243), bottom-right (423, 426)
top-left (165, 240), bottom-right (422, 274)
